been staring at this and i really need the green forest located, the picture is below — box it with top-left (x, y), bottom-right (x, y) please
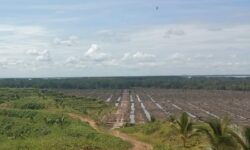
top-left (0, 76), bottom-right (250, 90)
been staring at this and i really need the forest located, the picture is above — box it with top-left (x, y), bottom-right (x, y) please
top-left (0, 76), bottom-right (250, 90)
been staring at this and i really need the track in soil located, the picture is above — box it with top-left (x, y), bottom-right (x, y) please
top-left (68, 113), bottom-right (152, 150)
top-left (60, 88), bottom-right (250, 125)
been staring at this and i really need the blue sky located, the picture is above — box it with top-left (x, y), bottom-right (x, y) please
top-left (0, 0), bottom-right (250, 77)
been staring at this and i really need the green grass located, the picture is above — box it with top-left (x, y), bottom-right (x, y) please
top-left (0, 88), bottom-right (131, 150)
top-left (120, 121), bottom-right (210, 150)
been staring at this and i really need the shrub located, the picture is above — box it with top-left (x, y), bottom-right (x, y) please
top-left (0, 118), bottom-right (32, 139)
top-left (0, 109), bottom-right (38, 119)
top-left (142, 122), bottom-right (160, 135)
top-left (44, 115), bottom-right (68, 126)
top-left (21, 102), bottom-right (45, 110)
top-left (34, 126), bottom-right (51, 136)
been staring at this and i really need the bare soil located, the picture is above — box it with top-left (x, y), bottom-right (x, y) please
top-left (68, 113), bottom-right (152, 150)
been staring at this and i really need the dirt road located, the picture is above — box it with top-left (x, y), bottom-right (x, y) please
top-left (68, 113), bottom-right (152, 150)
top-left (111, 130), bottom-right (152, 150)
top-left (112, 89), bottom-right (130, 129)
top-left (68, 113), bottom-right (99, 131)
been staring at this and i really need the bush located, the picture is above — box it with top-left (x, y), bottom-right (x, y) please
top-left (44, 115), bottom-right (68, 126)
top-left (0, 118), bottom-right (32, 139)
top-left (34, 126), bottom-right (51, 136)
top-left (142, 122), bottom-right (160, 135)
top-left (21, 102), bottom-right (45, 110)
top-left (0, 109), bottom-right (38, 119)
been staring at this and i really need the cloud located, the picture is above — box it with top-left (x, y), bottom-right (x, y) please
top-left (27, 49), bottom-right (51, 62)
top-left (36, 50), bottom-right (51, 61)
top-left (0, 25), bottom-right (46, 36)
top-left (0, 59), bottom-right (8, 68)
top-left (166, 52), bottom-right (191, 64)
top-left (84, 44), bottom-right (111, 61)
top-left (168, 53), bottom-right (185, 60)
top-left (65, 56), bottom-right (79, 64)
top-left (133, 52), bottom-right (156, 60)
top-left (96, 30), bottom-right (130, 43)
top-left (164, 29), bottom-right (185, 38)
top-left (64, 56), bottom-right (86, 68)
top-left (1, 23), bottom-right (250, 76)
top-left (54, 36), bottom-right (79, 46)
top-left (193, 54), bottom-right (214, 59)
top-left (122, 52), bottom-right (156, 61)
top-left (0, 58), bottom-right (24, 68)
top-left (26, 49), bottom-right (40, 56)
top-left (120, 51), bottom-right (161, 68)
top-left (85, 44), bottom-right (98, 56)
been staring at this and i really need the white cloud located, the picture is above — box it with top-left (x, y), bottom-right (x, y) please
top-left (96, 30), bottom-right (130, 43)
top-left (36, 50), bottom-right (51, 62)
top-left (133, 52), bottom-right (156, 60)
top-left (85, 44), bottom-right (98, 56)
top-left (122, 52), bottom-right (156, 61)
top-left (119, 51), bottom-right (161, 68)
top-left (84, 44), bottom-right (111, 61)
top-left (164, 29), bottom-right (186, 38)
top-left (165, 52), bottom-right (192, 65)
top-left (1, 23), bottom-right (250, 76)
top-left (26, 49), bottom-right (40, 56)
top-left (0, 25), bottom-right (46, 36)
top-left (66, 56), bottom-right (79, 64)
top-left (64, 56), bottom-right (86, 68)
top-left (193, 54), bottom-right (214, 59)
top-left (168, 53), bottom-right (185, 60)
top-left (0, 59), bottom-right (8, 68)
top-left (26, 49), bottom-right (51, 62)
top-left (0, 58), bottom-right (24, 68)
top-left (54, 35), bottom-right (78, 46)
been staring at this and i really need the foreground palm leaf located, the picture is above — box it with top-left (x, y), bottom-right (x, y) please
top-left (198, 118), bottom-right (238, 150)
top-left (174, 112), bottom-right (198, 147)
top-left (230, 127), bottom-right (250, 150)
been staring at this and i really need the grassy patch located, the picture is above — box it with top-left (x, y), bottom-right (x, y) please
top-left (120, 121), bottom-right (209, 150)
top-left (0, 88), bottom-right (131, 150)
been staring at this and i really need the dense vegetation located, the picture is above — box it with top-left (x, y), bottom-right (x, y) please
top-left (0, 76), bottom-right (250, 90)
top-left (121, 113), bottom-right (250, 150)
top-left (120, 117), bottom-right (209, 150)
top-left (0, 88), bottom-right (131, 150)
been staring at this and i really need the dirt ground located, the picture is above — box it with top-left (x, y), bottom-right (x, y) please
top-left (61, 88), bottom-right (250, 126)
top-left (68, 113), bottom-right (152, 150)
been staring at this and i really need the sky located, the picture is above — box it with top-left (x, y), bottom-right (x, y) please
top-left (0, 0), bottom-right (250, 77)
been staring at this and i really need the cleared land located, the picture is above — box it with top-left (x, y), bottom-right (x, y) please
top-left (59, 88), bottom-right (250, 126)
top-left (142, 89), bottom-right (250, 126)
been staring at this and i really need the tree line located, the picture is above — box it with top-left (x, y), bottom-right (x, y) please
top-left (0, 76), bottom-right (249, 90)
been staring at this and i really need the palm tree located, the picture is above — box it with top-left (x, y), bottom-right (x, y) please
top-left (198, 118), bottom-right (238, 150)
top-left (174, 112), bottom-right (197, 147)
top-left (230, 127), bottom-right (250, 150)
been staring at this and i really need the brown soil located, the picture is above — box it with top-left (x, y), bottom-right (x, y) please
top-left (111, 130), bottom-right (152, 150)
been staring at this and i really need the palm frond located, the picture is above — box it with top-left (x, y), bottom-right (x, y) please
top-left (244, 127), bottom-right (250, 148)
top-left (229, 128), bottom-right (248, 150)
